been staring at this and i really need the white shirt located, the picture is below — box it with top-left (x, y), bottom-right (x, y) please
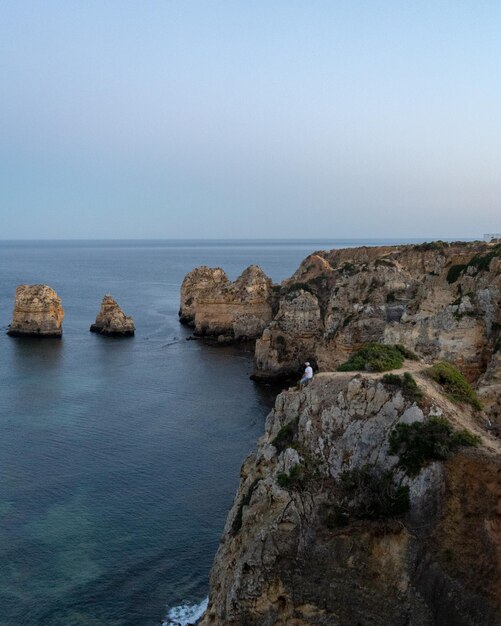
top-left (304, 366), bottom-right (313, 379)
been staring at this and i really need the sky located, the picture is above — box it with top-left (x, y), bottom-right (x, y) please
top-left (1, 1), bottom-right (500, 239)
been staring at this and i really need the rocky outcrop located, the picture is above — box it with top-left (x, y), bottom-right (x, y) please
top-left (179, 266), bottom-right (229, 326)
top-left (200, 369), bottom-right (501, 626)
top-left (182, 241), bottom-right (501, 423)
top-left (90, 295), bottom-right (135, 336)
top-left (7, 284), bottom-right (64, 337)
top-left (179, 265), bottom-right (277, 340)
top-left (254, 242), bottom-right (501, 385)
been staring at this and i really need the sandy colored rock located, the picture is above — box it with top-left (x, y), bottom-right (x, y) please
top-left (200, 370), bottom-right (501, 626)
top-left (7, 284), bottom-right (64, 337)
top-left (179, 264), bottom-right (277, 340)
top-left (90, 295), bottom-right (135, 336)
top-left (179, 266), bottom-right (229, 326)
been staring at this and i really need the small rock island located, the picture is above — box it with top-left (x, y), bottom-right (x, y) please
top-left (90, 295), bottom-right (135, 336)
top-left (7, 284), bottom-right (64, 337)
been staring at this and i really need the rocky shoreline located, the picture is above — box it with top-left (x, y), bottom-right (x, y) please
top-left (180, 240), bottom-right (501, 429)
top-left (179, 240), bottom-right (501, 625)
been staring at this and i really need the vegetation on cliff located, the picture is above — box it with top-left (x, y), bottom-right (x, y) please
top-left (382, 372), bottom-right (423, 402)
top-left (321, 465), bottom-right (410, 528)
top-left (389, 417), bottom-right (480, 476)
top-left (337, 343), bottom-right (412, 372)
top-left (427, 361), bottom-right (482, 410)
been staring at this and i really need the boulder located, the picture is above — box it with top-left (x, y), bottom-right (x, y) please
top-left (7, 284), bottom-right (64, 337)
top-left (90, 295), bottom-right (135, 336)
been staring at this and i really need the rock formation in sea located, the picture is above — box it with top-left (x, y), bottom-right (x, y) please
top-left (90, 295), bottom-right (135, 336)
top-left (181, 241), bottom-right (501, 427)
top-left (179, 264), bottom-right (278, 341)
top-left (199, 367), bottom-right (501, 626)
top-left (7, 284), bottom-right (64, 337)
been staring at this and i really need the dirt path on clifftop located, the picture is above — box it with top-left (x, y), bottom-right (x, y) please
top-left (315, 362), bottom-right (501, 456)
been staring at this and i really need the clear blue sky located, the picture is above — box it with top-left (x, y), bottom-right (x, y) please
top-left (1, 1), bottom-right (500, 239)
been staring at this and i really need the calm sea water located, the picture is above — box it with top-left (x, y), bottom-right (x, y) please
top-left (0, 239), bottom-right (428, 625)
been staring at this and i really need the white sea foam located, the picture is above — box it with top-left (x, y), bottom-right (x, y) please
top-left (163, 597), bottom-right (208, 626)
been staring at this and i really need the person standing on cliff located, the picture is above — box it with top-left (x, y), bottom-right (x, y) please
top-left (299, 362), bottom-right (314, 388)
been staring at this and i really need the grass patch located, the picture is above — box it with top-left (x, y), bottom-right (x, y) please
top-left (321, 465), bottom-right (409, 528)
top-left (389, 417), bottom-right (480, 477)
top-left (427, 362), bottom-right (482, 410)
top-left (382, 372), bottom-right (423, 402)
top-left (337, 344), bottom-right (404, 372)
top-left (272, 418), bottom-right (299, 453)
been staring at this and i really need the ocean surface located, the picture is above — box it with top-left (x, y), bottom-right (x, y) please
top-left (0, 239), bottom-right (431, 625)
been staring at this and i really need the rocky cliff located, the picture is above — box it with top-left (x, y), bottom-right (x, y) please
top-left (200, 367), bottom-right (501, 626)
top-left (7, 284), bottom-right (64, 337)
top-left (90, 295), bottom-right (135, 336)
top-left (181, 241), bottom-right (501, 427)
top-left (179, 265), bottom-right (277, 340)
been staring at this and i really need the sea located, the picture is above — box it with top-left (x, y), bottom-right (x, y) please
top-left (0, 239), bottom-right (433, 625)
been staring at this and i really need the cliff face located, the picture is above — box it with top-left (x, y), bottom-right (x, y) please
top-left (90, 295), bottom-right (135, 336)
top-left (180, 241), bottom-right (501, 426)
top-left (7, 284), bottom-right (64, 337)
top-left (200, 369), bottom-right (501, 626)
top-left (179, 265), bottom-right (277, 340)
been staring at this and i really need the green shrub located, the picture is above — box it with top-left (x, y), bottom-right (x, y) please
top-left (414, 241), bottom-right (449, 251)
top-left (277, 463), bottom-right (305, 490)
top-left (389, 417), bottom-right (480, 476)
top-left (427, 362), bottom-right (482, 410)
top-left (382, 372), bottom-right (423, 402)
top-left (447, 245), bottom-right (501, 284)
top-left (447, 264), bottom-right (466, 284)
top-left (468, 244), bottom-right (501, 272)
top-left (395, 344), bottom-right (419, 360)
top-left (321, 465), bottom-right (409, 528)
top-left (272, 418), bottom-right (299, 453)
top-left (337, 344), bottom-right (404, 372)
top-left (285, 283), bottom-right (314, 299)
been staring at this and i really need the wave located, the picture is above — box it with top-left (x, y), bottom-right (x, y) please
top-left (163, 597), bottom-right (208, 626)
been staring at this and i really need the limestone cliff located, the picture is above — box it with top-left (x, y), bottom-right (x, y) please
top-left (7, 284), bottom-right (64, 337)
top-left (179, 265), bottom-right (277, 340)
top-left (200, 368), bottom-right (501, 626)
top-left (90, 295), bottom-right (135, 336)
top-left (181, 241), bottom-right (501, 426)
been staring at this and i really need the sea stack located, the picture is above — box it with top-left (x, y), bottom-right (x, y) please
top-left (179, 264), bottom-right (277, 341)
top-left (7, 284), bottom-right (64, 337)
top-left (90, 295), bottom-right (135, 336)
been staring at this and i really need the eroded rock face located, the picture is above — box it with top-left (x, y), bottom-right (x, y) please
top-left (7, 284), bottom-right (64, 337)
top-left (181, 241), bottom-right (501, 422)
top-left (255, 289), bottom-right (322, 379)
top-left (200, 371), bottom-right (501, 626)
top-left (179, 266), bottom-right (229, 326)
top-left (257, 242), bottom-right (501, 386)
top-left (90, 295), bottom-right (135, 336)
top-left (179, 264), bottom-right (276, 340)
